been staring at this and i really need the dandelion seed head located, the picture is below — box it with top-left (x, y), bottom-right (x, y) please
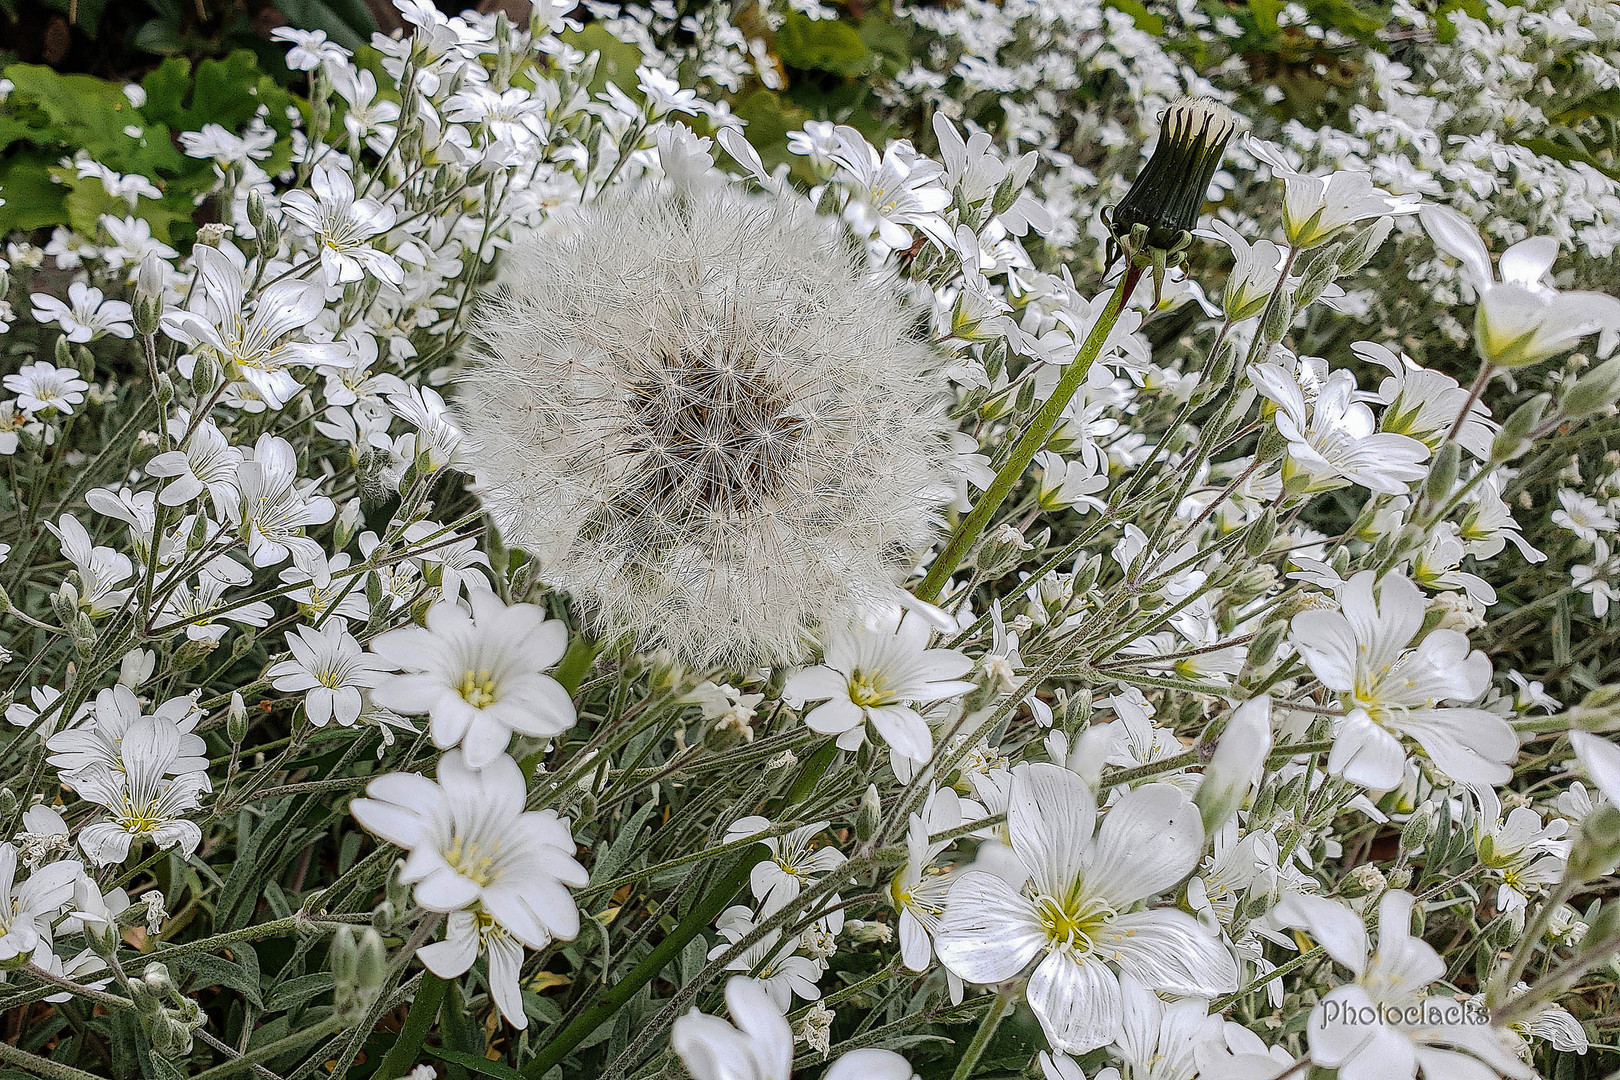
top-left (461, 183), bottom-right (953, 666)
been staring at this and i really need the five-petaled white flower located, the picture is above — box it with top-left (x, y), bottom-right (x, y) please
top-left (67, 715), bottom-right (209, 866)
top-left (350, 749), bottom-right (586, 1026)
top-left (145, 417), bottom-right (243, 515)
top-left (1250, 361), bottom-right (1430, 496)
top-left (227, 434), bottom-right (336, 568)
top-left (29, 283), bottom-right (134, 343)
top-left (369, 589), bottom-right (576, 767)
top-left (1420, 204), bottom-right (1620, 369)
top-left (1247, 137), bottom-right (1421, 249)
top-left (1291, 570), bottom-right (1518, 789)
top-left (1279, 890), bottom-right (1533, 1080)
top-left (280, 165), bottom-right (404, 287)
top-left (268, 623), bottom-right (387, 727)
top-left (5, 362), bottom-right (91, 415)
top-left (936, 763), bottom-right (1239, 1055)
top-left (785, 609), bottom-right (976, 766)
top-left (160, 243), bottom-right (345, 408)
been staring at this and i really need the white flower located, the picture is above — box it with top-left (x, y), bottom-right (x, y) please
top-left (1421, 204), bottom-right (1620, 369)
top-left (270, 26), bottom-right (351, 71)
top-left (0, 845), bottom-right (80, 964)
top-left (46, 514), bottom-right (133, 617)
top-left (384, 384), bottom-right (463, 472)
top-left (1280, 891), bottom-right (1533, 1080)
top-left (1247, 137), bottom-right (1421, 249)
top-left (1551, 489), bottom-right (1615, 544)
top-left (160, 243), bottom-right (345, 409)
top-left (369, 589), bottom-right (576, 767)
top-left (828, 126), bottom-right (952, 250)
top-left (461, 182), bottom-right (952, 667)
top-left (672, 976), bottom-right (918, 1080)
top-left (1291, 571), bottom-right (1518, 789)
top-left (889, 788), bottom-right (970, 974)
top-left (29, 283), bottom-right (134, 343)
top-left (1205, 220), bottom-right (1286, 322)
top-left (936, 763), bottom-right (1238, 1054)
top-left (1569, 730), bottom-right (1620, 807)
top-left (4, 361), bottom-right (90, 415)
top-left (46, 684), bottom-right (207, 782)
top-left (68, 715), bottom-right (209, 866)
top-left (1354, 341), bottom-right (1495, 458)
top-left (709, 908), bottom-right (827, 1010)
top-left (785, 608), bottom-right (975, 765)
top-left (280, 165), bottom-right (404, 287)
top-left (1472, 788), bottom-right (1568, 914)
top-left (419, 912), bottom-right (531, 1028)
top-left (144, 418), bottom-right (242, 514)
top-left (227, 434), bottom-right (336, 568)
top-left (268, 623), bottom-right (387, 727)
top-left (745, 821), bottom-right (847, 916)
top-left (1250, 362), bottom-right (1430, 496)
top-left (351, 749), bottom-right (586, 1017)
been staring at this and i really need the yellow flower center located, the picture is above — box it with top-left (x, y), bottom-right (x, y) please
top-left (445, 835), bottom-right (498, 886)
top-left (1034, 889), bottom-right (1115, 955)
top-left (458, 668), bottom-right (499, 708)
top-left (848, 669), bottom-right (889, 708)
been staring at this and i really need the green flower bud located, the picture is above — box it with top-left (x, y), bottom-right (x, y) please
top-left (1490, 394), bottom-right (1549, 462)
top-left (1424, 441), bottom-right (1461, 505)
top-left (856, 783), bottom-right (882, 843)
top-left (1108, 97), bottom-right (1239, 254)
top-left (1562, 355), bottom-right (1620, 420)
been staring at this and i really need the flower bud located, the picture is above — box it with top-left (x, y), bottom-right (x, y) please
top-left (1261, 289), bottom-right (1295, 344)
top-left (1562, 355), bottom-right (1620, 420)
top-left (1244, 507), bottom-right (1278, 557)
top-left (1567, 805), bottom-right (1620, 883)
top-left (1337, 217), bottom-right (1394, 274)
top-left (1291, 242), bottom-right (1344, 310)
top-left (1490, 393), bottom-right (1550, 462)
top-left (1108, 97), bottom-right (1238, 254)
top-left (1424, 441), bottom-right (1461, 505)
top-left (856, 784), bottom-right (882, 843)
top-left (191, 353), bottom-right (220, 396)
top-left (226, 692), bottom-right (249, 746)
top-left (1195, 697), bottom-right (1273, 833)
top-left (1400, 810), bottom-right (1430, 855)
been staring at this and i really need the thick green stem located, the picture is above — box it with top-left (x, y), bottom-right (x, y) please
top-left (915, 264), bottom-right (1143, 602)
top-left (553, 633), bottom-right (603, 696)
top-left (949, 984), bottom-right (1016, 1080)
top-left (371, 973), bottom-right (448, 1080)
top-left (521, 847), bottom-right (767, 1078)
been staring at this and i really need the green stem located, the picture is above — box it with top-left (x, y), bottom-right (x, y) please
top-left (916, 264), bottom-right (1143, 602)
top-left (371, 973), bottom-right (448, 1080)
top-left (0, 1041), bottom-right (109, 1080)
top-left (189, 1015), bottom-right (347, 1080)
top-left (949, 985), bottom-right (1016, 1080)
top-left (520, 848), bottom-right (768, 1078)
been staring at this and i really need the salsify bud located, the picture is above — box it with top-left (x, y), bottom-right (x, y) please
top-left (1109, 97), bottom-right (1239, 254)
